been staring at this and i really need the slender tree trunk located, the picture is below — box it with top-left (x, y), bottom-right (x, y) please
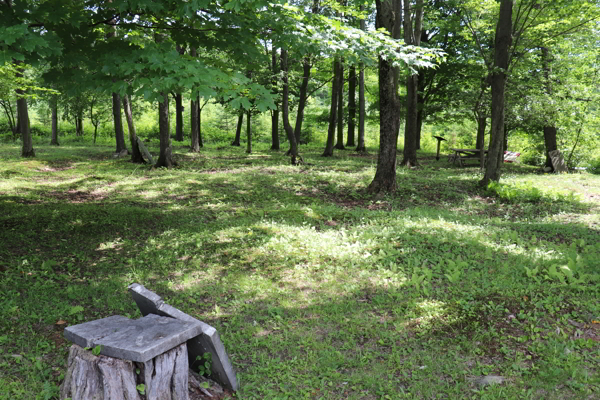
top-left (347, 65), bottom-right (356, 147)
top-left (335, 61), bottom-right (345, 150)
top-left (356, 8), bottom-right (366, 153)
top-left (232, 112), bottom-right (243, 146)
top-left (541, 47), bottom-right (558, 170)
top-left (481, 0), bottom-right (512, 186)
top-left (50, 96), bottom-right (59, 146)
top-left (246, 110), bottom-right (252, 154)
top-left (155, 92), bottom-right (176, 168)
top-left (415, 69), bottom-right (426, 150)
top-left (323, 59), bottom-right (340, 157)
top-left (123, 95), bottom-right (143, 163)
top-left (198, 98), bottom-right (204, 148)
top-left (281, 49), bottom-right (299, 163)
top-left (271, 47), bottom-right (281, 150)
top-left (476, 116), bottom-right (486, 150)
top-left (271, 109), bottom-right (280, 150)
top-left (401, 0), bottom-right (423, 167)
top-left (14, 62), bottom-right (34, 157)
top-left (175, 93), bottom-right (184, 142)
top-left (293, 58), bottom-right (311, 145)
top-left (368, 0), bottom-right (402, 192)
top-left (113, 93), bottom-right (127, 153)
top-left (190, 95), bottom-right (200, 152)
top-left (543, 126), bottom-right (558, 169)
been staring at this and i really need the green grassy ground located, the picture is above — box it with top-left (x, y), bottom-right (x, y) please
top-left (0, 141), bottom-right (598, 400)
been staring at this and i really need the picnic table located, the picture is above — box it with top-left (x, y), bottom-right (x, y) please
top-left (449, 148), bottom-right (487, 167)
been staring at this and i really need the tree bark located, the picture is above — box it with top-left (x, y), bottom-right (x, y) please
top-left (50, 96), bottom-right (59, 146)
top-left (59, 343), bottom-right (189, 400)
top-left (543, 126), bottom-right (558, 169)
top-left (155, 93), bottom-right (176, 168)
top-left (347, 65), bottom-right (356, 147)
top-left (401, 0), bottom-right (423, 167)
top-left (190, 95), bottom-right (200, 152)
top-left (323, 58), bottom-right (340, 157)
top-left (481, 0), bottom-right (512, 186)
top-left (123, 95), bottom-right (143, 163)
top-left (281, 49), bottom-right (299, 163)
top-left (198, 99), bottom-right (204, 148)
top-left (232, 112), bottom-right (243, 146)
top-left (113, 93), bottom-right (128, 154)
top-left (356, 8), bottom-right (367, 153)
top-left (541, 47), bottom-right (557, 170)
top-left (476, 116), bottom-right (486, 150)
top-left (270, 47), bottom-right (280, 150)
top-left (368, 0), bottom-right (402, 192)
top-left (335, 61), bottom-right (345, 150)
top-left (175, 93), bottom-right (184, 142)
top-left (14, 62), bottom-right (34, 157)
top-left (293, 58), bottom-right (311, 145)
top-left (246, 110), bottom-right (252, 154)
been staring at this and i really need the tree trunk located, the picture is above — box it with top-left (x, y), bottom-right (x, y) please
top-left (356, 8), bottom-right (366, 153)
top-left (76, 112), bottom-right (84, 137)
top-left (270, 48), bottom-right (280, 150)
top-left (347, 65), bottom-right (356, 147)
top-left (113, 93), bottom-right (128, 154)
top-left (543, 126), bottom-right (558, 169)
top-left (541, 47), bottom-right (558, 170)
top-left (475, 116), bottom-right (486, 150)
top-left (335, 62), bottom-right (345, 150)
top-left (271, 108), bottom-right (280, 150)
top-left (155, 92), bottom-right (176, 168)
top-left (50, 96), bottom-right (59, 146)
top-left (293, 58), bottom-right (311, 145)
top-left (368, 0), bottom-right (402, 192)
top-left (401, 0), bottom-right (423, 167)
top-left (198, 99), bottom-right (204, 148)
top-left (246, 110), bottom-right (252, 154)
top-left (232, 112), bottom-right (243, 146)
top-left (14, 62), bottom-right (34, 157)
top-left (481, 0), bottom-right (512, 186)
top-left (0, 100), bottom-right (16, 137)
top-left (323, 58), bottom-right (340, 157)
top-left (190, 95), bottom-right (200, 152)
top-left (415, 69), bottom-right (426, 150)
top-left (59, 343), bottom-right (189, 400)
top-left (175, 93), bottom-right (184, 142)
top-left (281, 49), bottom-right (299, 163)
top-left (123, 95), bottom-right (143, 163)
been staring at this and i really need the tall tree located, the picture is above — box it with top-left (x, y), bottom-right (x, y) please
top-left (155, 92), bottom-right (176, 167)
top-left (367, 0), bottom-right (403, 192)
top-left (481, 0), bottom-right (512, 186)
top-left (347, 65), bottom-right (356, 147)
top-left (122, 94), bottom-right (143, 163)
top-left (281, 49), bottom-right (300, 163)
top-left (323, 58), bottom-right (341, 157)
top-left (335, 61), bottom-right (345, 150)
top-left (356, 6), bottom-right (367, 153)
top-left (401, 0), bottom-right (424, 167)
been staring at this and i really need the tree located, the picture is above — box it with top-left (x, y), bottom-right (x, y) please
top-left (401, 0), bottom-right (424, 167)
top-left (367, 0), bottom-right (403, 192)
top-left (122, 94), bottom-right (144, 163)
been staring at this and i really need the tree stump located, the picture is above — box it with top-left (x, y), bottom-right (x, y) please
top-left (60, 343), bottom-right (189, 400)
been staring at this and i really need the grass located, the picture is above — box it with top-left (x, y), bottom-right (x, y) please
top-left (0, 140), bottom-right (598, 400)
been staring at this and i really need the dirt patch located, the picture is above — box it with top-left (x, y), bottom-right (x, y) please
top-left (46, 189), bottom-right (107, 203)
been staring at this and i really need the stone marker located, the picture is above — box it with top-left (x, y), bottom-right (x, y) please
top-left (64, 313), bottom-right (203, 362)
top-left (548, 150), bottom-right (568, 173)
top-left (129, 283), bottom-right (239, 391)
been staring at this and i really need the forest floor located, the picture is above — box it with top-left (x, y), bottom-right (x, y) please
top-left (0, 141), bottom-right (598, 400)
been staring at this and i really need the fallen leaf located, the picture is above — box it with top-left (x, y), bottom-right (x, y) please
top-left (56, 320), bottom-right (67, 325)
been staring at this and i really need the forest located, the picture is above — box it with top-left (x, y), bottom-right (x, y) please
top-left (1, 0), bottom-right (599, 399)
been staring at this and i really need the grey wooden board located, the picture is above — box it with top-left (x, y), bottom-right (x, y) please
top-left (129, 283), bottom-right (239, 391)
top-left (136, 137), bottom-right (154, 164)
top-left (64, 314), bottom-right (203, 362)
top-left (64, 315), bottom-right (131, 348)
top-left (549, 150), bottom-right (568, 173)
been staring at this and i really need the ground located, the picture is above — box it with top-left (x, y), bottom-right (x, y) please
top-left (0, 142), bottom-right (598, 399)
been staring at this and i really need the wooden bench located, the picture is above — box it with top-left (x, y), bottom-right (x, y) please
top-left (449, 148), bottom-right (487, 167)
